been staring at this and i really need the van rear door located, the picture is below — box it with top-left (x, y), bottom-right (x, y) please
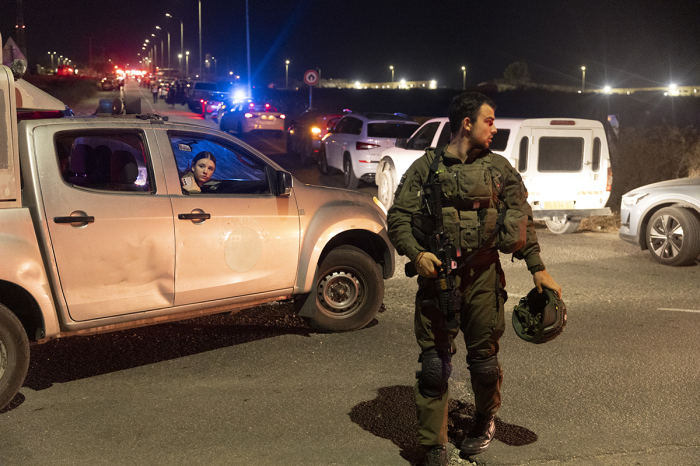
top-left (528, 128), bottom-right (595, 211)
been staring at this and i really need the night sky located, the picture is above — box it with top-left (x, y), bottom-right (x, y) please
top-left (2, 0), bottom-right (699, 90)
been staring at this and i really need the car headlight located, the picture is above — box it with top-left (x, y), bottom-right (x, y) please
top-left (622, 192), bottom-right (648, 206)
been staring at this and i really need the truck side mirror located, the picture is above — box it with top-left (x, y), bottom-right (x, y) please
top-left (395, 138), bottom-right (408, 149)
top-left (276, 170), bottom-right (293, 196)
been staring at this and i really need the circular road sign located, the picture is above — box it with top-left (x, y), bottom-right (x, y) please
top-left (304, 70), bottom-right (319, 86)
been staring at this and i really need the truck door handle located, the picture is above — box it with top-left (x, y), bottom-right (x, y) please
top-left (54, 215), bottom-right (95, 224)
top-left (178, 213), bottom-right (211, 220)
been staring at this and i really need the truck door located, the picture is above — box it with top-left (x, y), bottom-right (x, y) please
top-left (0, 66), bottom-right (19, 208)
top-left (158, 129), bottom-right (300, 306)
top-left (35, 127), bottom-right (176, 321)
top-left (528, 128), bottom-right (593, 210)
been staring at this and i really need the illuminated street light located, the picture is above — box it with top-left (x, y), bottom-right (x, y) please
top-left (400, 79), bottom-right (406, 89)
top-left (604, 85), bottom-right (611, 94)
top-left (185, 51), bottom-right (190, 78)
top-left (461, 66), bottom-right (466, 90)
top-left (389, 65), bottom-right (394, 83)
top-left (285, 60), bottom-right (289, 89)
top-left (178, 53), bottom-right (182, 74)
top-left (581, 66), bottom-right (586, 92)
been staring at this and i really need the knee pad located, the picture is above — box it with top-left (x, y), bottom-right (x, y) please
top-left (468, 355), bottom-right (502, 388)
top-left (416, 350), bottom-right (452, 398)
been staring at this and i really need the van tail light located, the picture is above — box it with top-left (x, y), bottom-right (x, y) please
top-left (606, 167), bottom-right (613, 191)
top-left (356, 141), bottom-right (380, 150)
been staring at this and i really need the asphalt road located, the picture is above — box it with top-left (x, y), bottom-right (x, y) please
top-left (1, 84), bottom-right (699, 466)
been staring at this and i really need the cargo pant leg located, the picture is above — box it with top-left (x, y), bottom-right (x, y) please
top-left (413, 277), bottom-right (459, 446)
top-left (459, 261), bottom-right (506, 417)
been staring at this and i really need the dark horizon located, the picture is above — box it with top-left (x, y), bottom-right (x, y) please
top-left (2, 0), bottom-right (699, 90)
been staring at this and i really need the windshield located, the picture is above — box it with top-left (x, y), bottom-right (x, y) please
top-left (367, 123), bottom-right (419, 138)
top-left (195, 83), bottom-right (218, 91)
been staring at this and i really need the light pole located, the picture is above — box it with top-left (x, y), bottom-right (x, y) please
top-left (390, 65), bottom-right (394, 83)
top-left (198, 0), bottom-right (202, 79)
top-left (462, 66), bottom-right (466, 90)
top-left (156, 26), bottom-right (171, 78)
top-left (178, 54), bottom-right (182, 77)
top-left (166, 13), bottom-right (183, 77)
top-left (211, 57), bottom-right (217, 78)
top-left (581, 66), bottom-right (586, 92)
top-left (185, 51), bottom-right (190, 79)
top-left (48, 51), bottom-right (56, 71)
top-left (285, 60), bottom-right (289, 89)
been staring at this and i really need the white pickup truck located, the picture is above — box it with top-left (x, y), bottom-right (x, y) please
top-left (0, 61), bottom-right (394, 411)
top-left (376, 117), bottom-right (613, 234)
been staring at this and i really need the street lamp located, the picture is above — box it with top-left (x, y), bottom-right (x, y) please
top-left (166, 13), bottom-right (184, 77)
top-left (285, 60), bottom-right (289, 89)
top-left (462, 66), bottom-right (466, 90)
top-left (185, 51), bottom-right (190, 79)
top-left (390, 65), bottom-right (394, 83)
top-left (581, 66), bottom-right (586, 92)
top-left (178, 54), bottom-right (182, 76)
top-left (156, 26), bottom-right (171, 78)
top-left (211, 57), bottom-right (217, 78)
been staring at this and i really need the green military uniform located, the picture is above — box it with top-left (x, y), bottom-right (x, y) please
top-left (387, 146), bottom-right (545, 446)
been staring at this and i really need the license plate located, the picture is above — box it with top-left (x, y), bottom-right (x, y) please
top-left (543, 201), bottom-right (574, 209)
top-left (261, 115), bottom-right (273, 120)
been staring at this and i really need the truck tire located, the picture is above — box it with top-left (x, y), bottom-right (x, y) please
top-left (646, 207), bottom-right (700, 266)
top-left (0, 304), bottom-right (30, 411)
top-left (310, 246), bottom-right (383, 332)
top-left (545, 216), bottom-right (580, 234)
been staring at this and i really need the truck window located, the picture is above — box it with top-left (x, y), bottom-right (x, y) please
top-left (518, 136), bottom-right (528, 172)
top-left (168, 131), bottom-right (270, 195)
top-left (406, 122), bottom-right (439, 151)
top-left (592, 137), bottom-right (601, 172)
top-left (538, 137), bottom-right (583, 172)
top-left (55, 132), bottom-right (154, 193)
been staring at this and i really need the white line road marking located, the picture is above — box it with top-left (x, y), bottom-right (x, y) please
top-left (658, 308), bottom-right (700, 313)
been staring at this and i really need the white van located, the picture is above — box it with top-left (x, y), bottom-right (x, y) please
top-left (376, 117), bottom-right (613, 234)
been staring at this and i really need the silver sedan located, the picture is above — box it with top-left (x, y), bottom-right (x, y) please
top-left (619, 177), bottom-right (700, 266)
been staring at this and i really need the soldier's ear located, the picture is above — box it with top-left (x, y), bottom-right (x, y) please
top-left (462, 117), bottom-right (472, 133)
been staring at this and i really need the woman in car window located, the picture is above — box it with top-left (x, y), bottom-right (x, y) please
top-left (181, 151), bottom-right (217, 193)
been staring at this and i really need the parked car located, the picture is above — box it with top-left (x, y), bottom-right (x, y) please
top-left (375, 117), bottom-right (613, 234)
top-left (619, 178), bottom-right (700, 266)
top-left (0, 65), bottom-right (394, 410)
top-left (187, 81), bottom-right (219, 112)
top-left (203, 91), bottom-right (229, 119)
top-left (287, 109), bottom-right (343, 165)
top-left (219, 101), bottom-right (286, 137)
top-left (100, 74), bottom-right (116, 91)
top-left (321, 112), bottom-right (419, 189)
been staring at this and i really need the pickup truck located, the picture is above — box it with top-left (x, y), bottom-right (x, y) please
top-left (0, 62), bottom-right (394, 411)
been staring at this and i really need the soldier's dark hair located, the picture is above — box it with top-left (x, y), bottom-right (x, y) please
top-left (192, 151), bottom-right (217, 167)
top-left (448, 92), bottom-right (496, 134)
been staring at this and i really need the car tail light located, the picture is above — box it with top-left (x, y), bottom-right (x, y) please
top-left (356, 141), bottom-right (380, 150)
top-left (280, 114), bottom-right (285, 119)
top-left (244, 113), bottom-right (253, 118)
top-left (17, 111), bottom-right (65, 121)
top-left (606, 167), bottom-right (613, 191)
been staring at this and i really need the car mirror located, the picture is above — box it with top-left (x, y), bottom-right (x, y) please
top-left (395, 138), bottom-right (408, 149)
top-left (276, 170), bottom-right (293, 196)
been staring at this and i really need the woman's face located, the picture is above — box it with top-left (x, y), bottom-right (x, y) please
top-left (193, 158), bottom-right (216, 186)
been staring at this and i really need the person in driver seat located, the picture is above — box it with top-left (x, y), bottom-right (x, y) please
top-left (181, 151), bottom-right (217, 193)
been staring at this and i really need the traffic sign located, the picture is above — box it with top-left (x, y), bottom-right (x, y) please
top-left (304, 70), bottom-right (319, 86)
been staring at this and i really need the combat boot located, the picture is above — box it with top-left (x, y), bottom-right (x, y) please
top-left (423, 444), bottom-right (448, 466)
top-left (460, 413), bottom-right (496, 456)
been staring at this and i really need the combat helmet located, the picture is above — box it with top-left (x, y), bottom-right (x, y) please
top-left (512, 288), bottom-right (567, 344)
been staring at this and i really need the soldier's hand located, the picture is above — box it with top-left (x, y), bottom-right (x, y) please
top-left (415, 252), bottom-right (441, 278)
top-left (533, 270), bottom-right (562, 299)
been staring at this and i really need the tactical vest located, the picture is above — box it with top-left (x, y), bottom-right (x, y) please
top-left (411, 147), bottom-right (527, 254)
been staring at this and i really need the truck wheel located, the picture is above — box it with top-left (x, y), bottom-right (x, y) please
top-left (343, 155), bottom-right (360, 189)
top-left (545, 216), bottom-right (580, 234)
top-left (646, 207), bottom-right (700, 266)
top-left (377, 167), bottom-right (395, 209)
top-left (310, 246), bottom-right (383, 332)
top-left (0, 304), bottom-right (29, 411)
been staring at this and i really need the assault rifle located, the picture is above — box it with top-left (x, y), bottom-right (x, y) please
top-left (405, 161), bottom-right (461, 329)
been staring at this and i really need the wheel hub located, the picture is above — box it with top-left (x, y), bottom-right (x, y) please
top-left (319, 271), bottom-right (360, 312)
top-left (650, 215), bottom-right (683, 258)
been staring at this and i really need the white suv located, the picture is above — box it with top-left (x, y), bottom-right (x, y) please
top-left (320, 112), bottom-right (419, 189)
top-left (376, 117), bottom-right (613, 234)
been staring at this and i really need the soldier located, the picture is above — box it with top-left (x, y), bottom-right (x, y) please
top-left (387, 92), bottom-right (562, 466)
